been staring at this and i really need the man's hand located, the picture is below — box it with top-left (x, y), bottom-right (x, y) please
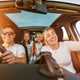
top-left (1, 51), bottom-right (16, 64)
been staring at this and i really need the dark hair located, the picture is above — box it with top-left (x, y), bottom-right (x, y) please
top-left (54, 28), bottom-right (63, 41)
top-left (23, 30), bottom-right (30, 34)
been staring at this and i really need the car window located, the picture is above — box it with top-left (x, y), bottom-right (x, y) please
top-left (75, 21), bottom-right (80, 40)
top-left (61, 26), bottom-right (69, 40)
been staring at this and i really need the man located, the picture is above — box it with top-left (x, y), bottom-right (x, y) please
top-left (0, 26), bottom-right (26, 64)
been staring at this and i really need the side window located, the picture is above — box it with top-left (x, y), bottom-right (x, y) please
top-left (75, 21), bottom-right (80, 40)
top-left (61, 26), bottom-right (69, 40)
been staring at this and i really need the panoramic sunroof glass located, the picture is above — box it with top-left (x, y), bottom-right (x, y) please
top-left (5, 10), bottom-right (61, 28)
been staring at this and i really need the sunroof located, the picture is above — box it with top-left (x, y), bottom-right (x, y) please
top-left (48, 0), bottom-right (80, 5)
top-left (5, 10), bottom-right (61, 28)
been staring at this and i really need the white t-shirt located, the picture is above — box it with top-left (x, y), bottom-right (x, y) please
top-left (6, 44), bottom-right (26, 57)
top-left (41, 41), bottom-right (80, 73)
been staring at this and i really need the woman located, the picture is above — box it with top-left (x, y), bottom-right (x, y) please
top-left (41, 27), bottom-right (80, 79)
top-left (0, 26), bottom-right (26, 64)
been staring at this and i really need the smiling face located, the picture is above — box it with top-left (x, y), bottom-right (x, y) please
top-left (44, 28), bottom-right (58, 46)
top-left (1, 27), bottom-right (16, 44)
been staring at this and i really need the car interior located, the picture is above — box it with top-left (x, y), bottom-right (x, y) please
top-left (0, 0), bottom-right (80, 80)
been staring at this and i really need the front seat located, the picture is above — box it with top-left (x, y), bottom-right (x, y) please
top-left (71, 51), bottom-right (80, 73)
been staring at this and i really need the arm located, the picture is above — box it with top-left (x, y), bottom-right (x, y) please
top-left (15, 55), bottom-right (27, 64)
top-left (64, 41), bottom-right (80, 51)
top-left (1, 51), bottom-right (27, 64)
top-left (1, 44), bottom-right (27, 64)
top-left (14, 44), bottom-right (27, 64)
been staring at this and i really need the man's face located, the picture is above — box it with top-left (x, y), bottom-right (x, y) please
top-left (1, 27), bottom-right (15, 44)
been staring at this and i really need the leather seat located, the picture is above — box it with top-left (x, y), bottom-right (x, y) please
top-left (71, 51), bottom-right (80, 73)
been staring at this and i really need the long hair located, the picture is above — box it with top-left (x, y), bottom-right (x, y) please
top-left (43, 27), bottom-right (63, 45)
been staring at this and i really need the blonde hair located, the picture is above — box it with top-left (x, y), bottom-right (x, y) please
top-left (43, 27), bottom-right (63, 45)
top-left (43, 27), bottom-right (55, 45)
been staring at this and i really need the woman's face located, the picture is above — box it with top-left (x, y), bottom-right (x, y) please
top-left (1, 27), bottom-right (15, 44)
top-left (45, 29), bottom-right (58, 46)
top-left (24, 32), bottom-right (30, 42)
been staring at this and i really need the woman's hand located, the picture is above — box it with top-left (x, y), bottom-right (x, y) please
top-left (1, 51), bottom-right (16, 64)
